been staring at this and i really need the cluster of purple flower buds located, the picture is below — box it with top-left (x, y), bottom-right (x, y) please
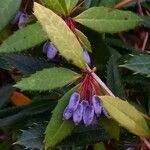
top-left (12, 11), bottom-right (28, 29)
top-left (43, 42), bottom-right (58, 60)
top-left (63, 93), bottom-right (110, 126)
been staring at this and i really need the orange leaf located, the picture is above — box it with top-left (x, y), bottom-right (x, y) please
top-left (11, 91), bottom-right (31, 106)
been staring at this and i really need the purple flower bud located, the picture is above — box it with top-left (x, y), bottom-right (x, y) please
top-left (83, 104), bottom-right (94, 126)
top-left (92, 95), bottom-right (102, 116)
top-left (83, 48), bottom-right (91, 65)
top-left (81, 100), bottom-right (89, 110)
top-left (68, 92), bottom-right (80, 111)
top-left (12, 11), bottom-right (22, 25)
top-left (63, 106), bottom-right (73, 120)
top-left (18, 12), bottom-right (28, 29)
top-left (43, 42), bottom-right (49, 54)
top-left (73, 104), bottom-right (83, 125)
top-left (46, 42), bottom-right (57, 60)
top-left (102, 107), bottom-right (111, 119)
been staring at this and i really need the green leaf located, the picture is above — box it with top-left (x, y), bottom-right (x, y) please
top-left (100, 96), bottom-right (150, 137)
top-left (142, 16), bottom-right (150, 28)
top-left (15, 124), bottom-right (44, 150)
top-left (100, 117), bottom-right (120, 140)
top-left (93, 142), bottom-right (105, 150)
top-left (60, 124), bottom-right (110, 147)
top-left (76, 29), bottom-right (92, 52)
top-left (120, 54), bottom-right (150, 76)
top-left (0, 142), bottom-right (10, 150)
top-left (43, 0), bottom-right (67, 16)
top-left (107, 53), bottom-right (126, 98)
top-left (0, 0), bottom-right (21, 31)
top-left (45, 85), bottom-right (79, 149)
top-left (15, 67), bottom-right (80, 91)
top-left (0, 23), bottom-right (48, 53)
top-left (65, 0), bottom-right (79, 13)
top-left (4, 54), bottom-right (53, 75)
top-left (74, 7), bottom-right (141, 33)
top-left (34, 3), bottom-right (87, 70)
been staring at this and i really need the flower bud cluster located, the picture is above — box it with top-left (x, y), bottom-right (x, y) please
top-left (63, 72), bottom-right (110, 126)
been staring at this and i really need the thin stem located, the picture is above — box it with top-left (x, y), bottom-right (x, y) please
top-left (87, 67), bottom-right (115, 97)
top-left (141, 137), bottom-right (150, 149)
top-left (142, 32), bottom-right (149, 51)
top-left (136, 0), bottom-right (144, 16)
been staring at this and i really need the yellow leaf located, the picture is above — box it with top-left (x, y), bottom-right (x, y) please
top-left (34, 2), bottom-right (87, 70)
top-left (100, 96), bottom-right (150, 137)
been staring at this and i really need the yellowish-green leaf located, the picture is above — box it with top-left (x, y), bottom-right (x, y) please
top-left (100, 96), bottom-right (150, 137)
top-left (34, 3), bottom-right (87, 70)
top-left (93, 142), bottom-right (105, 150)
top-left (65, 0), bottom-right (79, 13)
top-left (43, 0), bottom-right (67, 16)
top-left (15, 67), bottom-right (80, 91)
top-left (45, 85), bottom-right (79, 149)
top-left (74, 7), bottom-right (142, 33)
top-left (76, 29), bottom-right (92, 52)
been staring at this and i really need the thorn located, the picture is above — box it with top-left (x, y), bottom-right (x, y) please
top-left (129, 54), bottom-right (134, 56)
top-left (119, 64), bottom-right (126, 67)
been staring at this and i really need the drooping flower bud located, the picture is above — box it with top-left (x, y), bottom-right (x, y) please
top-left (18, 12), bottom-right (28, 29)
top-left (83, 48), bottom-right (91, 65)
top-left (12, 11), bottom-right (28, 29)
top-left (63, 106), bottom-right (73, 120)
top-left (81, 100), bottom-right (89, 110)
top-left (43, 42), bottom-right (57, 60)
top-left (68, 92), bottom-right (80, 111)
top-left (73, 104), bottom-right (83, 125)
top-left (83, 105), bottom-right (94, 126)
top-left (92, 95), bottom-right (102, 116)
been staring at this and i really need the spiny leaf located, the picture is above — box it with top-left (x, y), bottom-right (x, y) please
top-left (45, 85), bottom-right (79, 149)
top-left (74, 7), bottom-right (141, 33)
top-left (76, 29), bottom-right (92, 52)
top-left (3, 54), bottom-right (53, 75)
top-left (0, 0), bottom-right (21, 31)
top-left (0, 85), bottom-right (14, 108)
top-left (60, 124), bottom-right (110, 147)
top-left (0, 98), bottom-right (56, 127)
top-left (107, 53), bottom-right (126, 98)
top-left (142, 16), bottom-right (150, 28)
top-left (120, 54), bottom-right (150, 76)
top-left (15, 124), bottom-right (44, 150)
top-left (106, 38), bottom-right (132, 51)
top-left (65, 0), bottom-right (79, 13)
top-left (0, 23), bottom-right (48, 53)
top-left (43, 0), bottom-right (67, 16)
top-left (15, 67), bottom-right (80, 91)
top-left (100, 117), bottom-right (120, 140)
top-left (34, 3), bottom-right (87, 70)
top-left (100, 96), bottom-right (150, 137)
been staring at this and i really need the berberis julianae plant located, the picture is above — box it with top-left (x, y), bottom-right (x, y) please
top-left (0, 0), bottom-right (150, 150)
